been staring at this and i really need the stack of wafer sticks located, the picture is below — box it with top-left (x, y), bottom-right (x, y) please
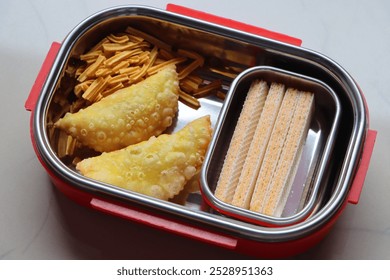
top-left (215, 80), bottom-right (314, 217)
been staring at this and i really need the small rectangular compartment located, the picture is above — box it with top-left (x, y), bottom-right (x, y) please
top-left (200, 66), bottom-right (341, 226)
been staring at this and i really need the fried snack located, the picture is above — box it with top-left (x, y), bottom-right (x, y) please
top-left (55, 66), bottom-right (179, 153)
top-left (76, 116), bottom-right (212, 200)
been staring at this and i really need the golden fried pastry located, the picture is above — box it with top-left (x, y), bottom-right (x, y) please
top-left (76, 116), bottom-right (212, 200)
top-left (55, 66), bottom-right (179, 152)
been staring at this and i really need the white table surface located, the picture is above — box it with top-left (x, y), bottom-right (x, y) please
top-left (1, 0), bottom-right (389, 259)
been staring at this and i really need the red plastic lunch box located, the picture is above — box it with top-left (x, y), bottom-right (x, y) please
top-left (25, 4), bottom-right (376, 258)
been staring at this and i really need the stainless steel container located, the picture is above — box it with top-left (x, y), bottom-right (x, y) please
top-left (201, 66), bottom-right (341, 226)
top-left (25, 4), bottom-right (376, 258)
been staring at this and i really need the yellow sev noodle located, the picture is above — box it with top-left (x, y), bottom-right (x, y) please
top-left (71, 27), bottom-right (221, 109)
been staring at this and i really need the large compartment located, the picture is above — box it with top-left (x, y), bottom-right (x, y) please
top-left (32, 6), bottom-right (367, 243)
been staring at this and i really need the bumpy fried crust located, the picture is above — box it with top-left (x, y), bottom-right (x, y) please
top-left (55, 66), bottom-right (179, 153)
top-left (76, 116), bottom-right (212, 200)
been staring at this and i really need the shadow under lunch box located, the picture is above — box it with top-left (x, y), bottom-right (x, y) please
top-left (25, 4), bottom-right (377, 258)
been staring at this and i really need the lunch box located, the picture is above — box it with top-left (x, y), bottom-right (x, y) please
top-left (25, 4), bottom-right (377, 258)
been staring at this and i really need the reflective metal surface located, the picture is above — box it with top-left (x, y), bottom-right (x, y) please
top-left (201, 66), bottom-right (341, 226)
top-left (32, 6), bottom-right (367, 242)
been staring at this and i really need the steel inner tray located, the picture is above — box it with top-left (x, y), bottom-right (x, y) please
top-left (200, 66), bottom-right (341, 226)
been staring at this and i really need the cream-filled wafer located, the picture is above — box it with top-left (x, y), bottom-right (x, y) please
top-left (262, 91), bottom-right (314, 217)
top-left (231, 83), bottom-right (285, 209)
top-left (249, 88), bottom-right (300, 212)
top-left (215, 80), bottom-right (269, 203)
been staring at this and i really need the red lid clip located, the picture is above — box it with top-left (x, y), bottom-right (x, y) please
top-left (348, 129), bottom-right (377, 204)
top-left (25, 42), bottom-right (61, 112)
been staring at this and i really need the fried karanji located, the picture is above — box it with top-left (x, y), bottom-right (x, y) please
top-left (51, 27), bottom-right (220, 202)
top-left (76, 116), bottom-right (212, 200)
top-left (55, 66), bottom-right (179, 153)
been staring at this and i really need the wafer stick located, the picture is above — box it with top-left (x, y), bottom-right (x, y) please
top-left (249, 88), bottom-right (300, 212)
top-left (215, 80), bottom-right (269, 203)
top-left (262, 91), bottom-right (314, 217)
top-left (231, 83), bottom-right (285, 209)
